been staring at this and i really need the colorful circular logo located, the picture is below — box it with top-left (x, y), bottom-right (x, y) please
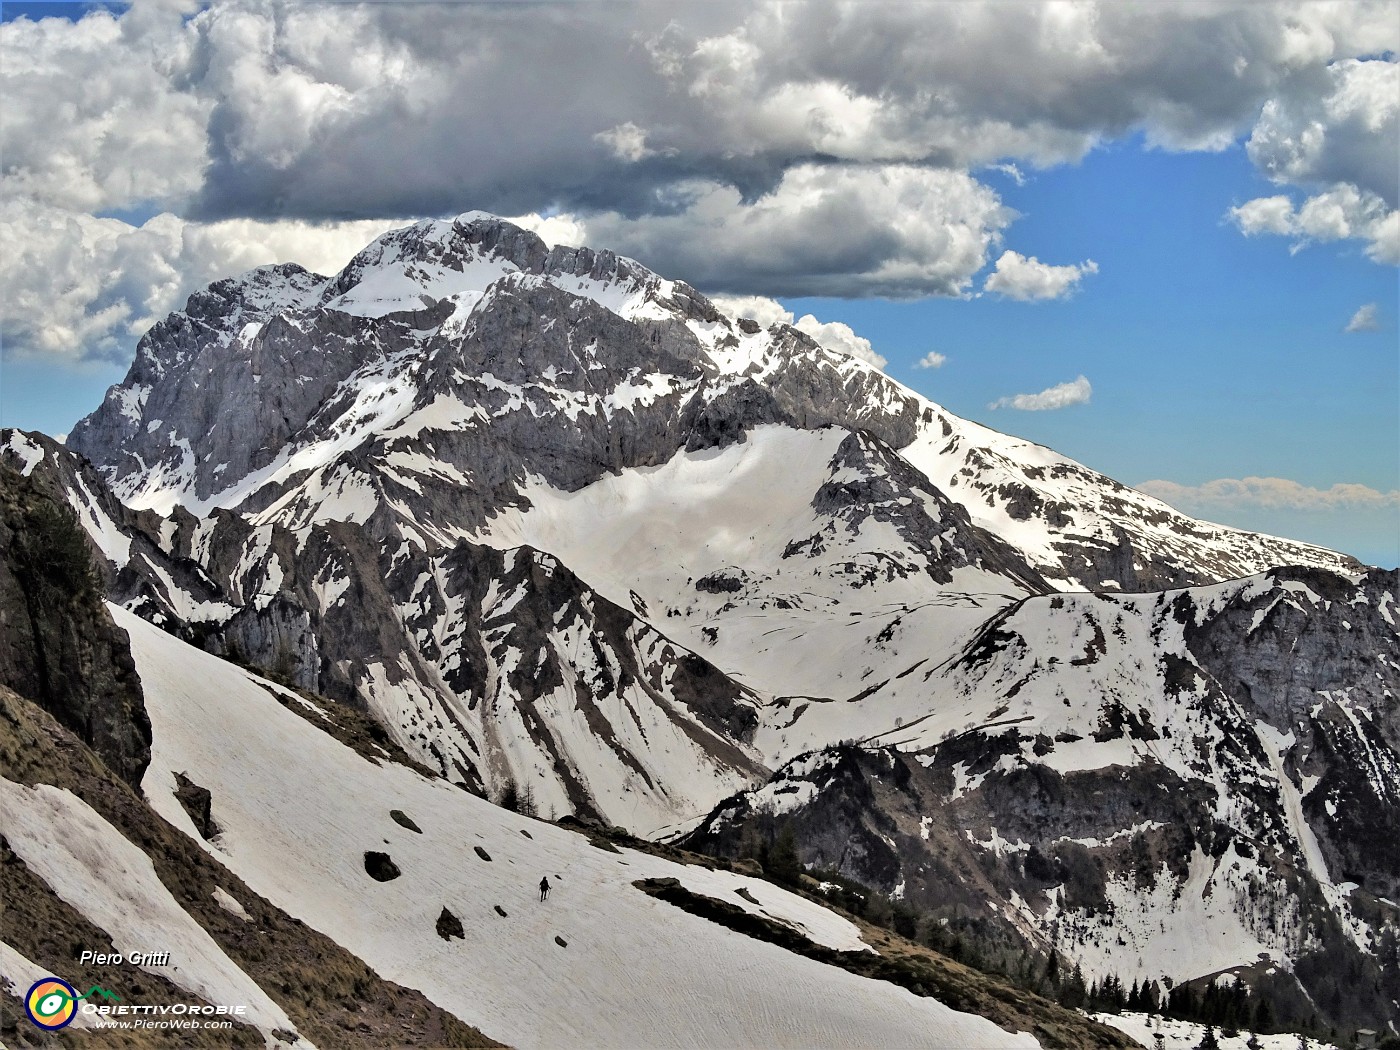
top-left (25, 978), bottom-right (78, 1030)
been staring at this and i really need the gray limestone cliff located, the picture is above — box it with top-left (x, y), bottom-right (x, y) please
top-left (0, 458), bottom-right (150, 786)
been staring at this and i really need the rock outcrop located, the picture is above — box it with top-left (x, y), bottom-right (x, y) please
top-left (0, 459), bottom-right (150, 786)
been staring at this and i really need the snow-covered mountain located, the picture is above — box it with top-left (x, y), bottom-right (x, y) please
top-left (68, 214), bottom-right (1354, 592)
top-left (5, 213), bottom-right (1394, 1039)
top-left (105, 605), bottom-right (1050, 1049)
top-left (0, 451), bottom-right (1123, 1047)
top-left (4, 428), bottom-right (767, 833)
top-left (53, 214), bottom-right (1360, 815)
top-left (0, 615), bottom-right (1091, 1049)
top-left (683, 565), bottom-right (1400, 1032)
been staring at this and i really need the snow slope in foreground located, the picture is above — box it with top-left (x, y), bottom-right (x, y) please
top-left (0, 777), bottom-right (307, 1046)
top-left (116, 606), bottom-right (1041, 1050)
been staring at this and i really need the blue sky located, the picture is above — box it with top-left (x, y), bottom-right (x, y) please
top-left (802, 140), bottom-right (1398, 498)
top-left (1, 0), bottom-right (1396, 566)
top-left (1, 1), bottom-right (120, 18)
top-left (796, 149), bottom-right (1399, 566)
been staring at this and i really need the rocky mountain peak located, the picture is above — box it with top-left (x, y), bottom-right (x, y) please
top-left (198, 261), bottom-right (327, 316)
top-left (316, 213), bottom-right (695, 321)
top-left (69, 212), bottom-right (1365, 596)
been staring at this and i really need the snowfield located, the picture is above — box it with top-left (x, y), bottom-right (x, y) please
top-left (0, 777), bottom-right (308, 1047)
top-left (485, 425), bottom-right (1022, 715)
top-left (117, 606), bottom-right (1042, 1049)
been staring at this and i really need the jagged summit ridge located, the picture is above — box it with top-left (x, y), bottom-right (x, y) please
top-left (315, 213), bottom-right (716, 322)
top-left (70, 213), bottom-right (1355, 595)
top-left (67, 213), bottom-right (757, 521)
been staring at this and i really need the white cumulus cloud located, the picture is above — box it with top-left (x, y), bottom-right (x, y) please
top-left (507, 212), bottom-right (590, 250)
top-left (1229, 184), bottom-right (1398, 263)
top-left (0, 6), bottom-right (208, 214)
top-left (1137, 476), bottom-right (1400, 512)
top-left (989, 375), bottom-right (1092, 411)
top-left (1229, 195), bottom-right (1297, 236)
top-left (1345, 303), bottom-right (1381, 332)
top-left (573, 165), bottom-right (1013, 298)
top-left (708, 294), bottom-right (797, 329)
top-left (915, 351), bottom-right (947, 369)
top-left (1247, 59), bottom-right (1398, 207)
top-left (593, 123), bottom-right (657, 163)
top-left (792, 315), bottom-right (887, 369)
top-left (2, 0), bottom-right (1398, 365)
top-left (0, 201), bottom-right (406, 364)
top-left (984, 251), bottom-right (1098, 300)
top-left (1229, 57), bottom-right (1399, 265)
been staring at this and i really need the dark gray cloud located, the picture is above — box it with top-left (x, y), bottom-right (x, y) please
top-left (575, 165), bottom-right (1011, 298)
top-left (10, 0), bottom-right (1392, 225)
top-left (1, 0), bottom-right (1395, 363)
top-left (187, 1), bottom-right (756, 221)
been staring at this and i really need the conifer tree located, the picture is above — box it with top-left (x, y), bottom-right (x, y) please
top-left (1252, 996), bottom-right (1274, 1034)
top-left (768, 826), bottom-right (802, 884)
top-left (1058, 962), bottom-right (1086, 1009)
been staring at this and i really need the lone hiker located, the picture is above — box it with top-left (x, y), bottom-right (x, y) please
top-left (539, 876), bottom-right (550, 901)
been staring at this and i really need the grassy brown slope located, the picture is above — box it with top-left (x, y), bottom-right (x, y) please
top-left (2, 838), bottom-right (265, 1049)
top-left (632, 872), bottom-right (1136, 1050)
top-left (0, 685), bottom-right (504, 1050)
top-left (850, 920), bottom-right (1137, 1049)
top-left (587, 817), bottom-right (1131, 1046)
